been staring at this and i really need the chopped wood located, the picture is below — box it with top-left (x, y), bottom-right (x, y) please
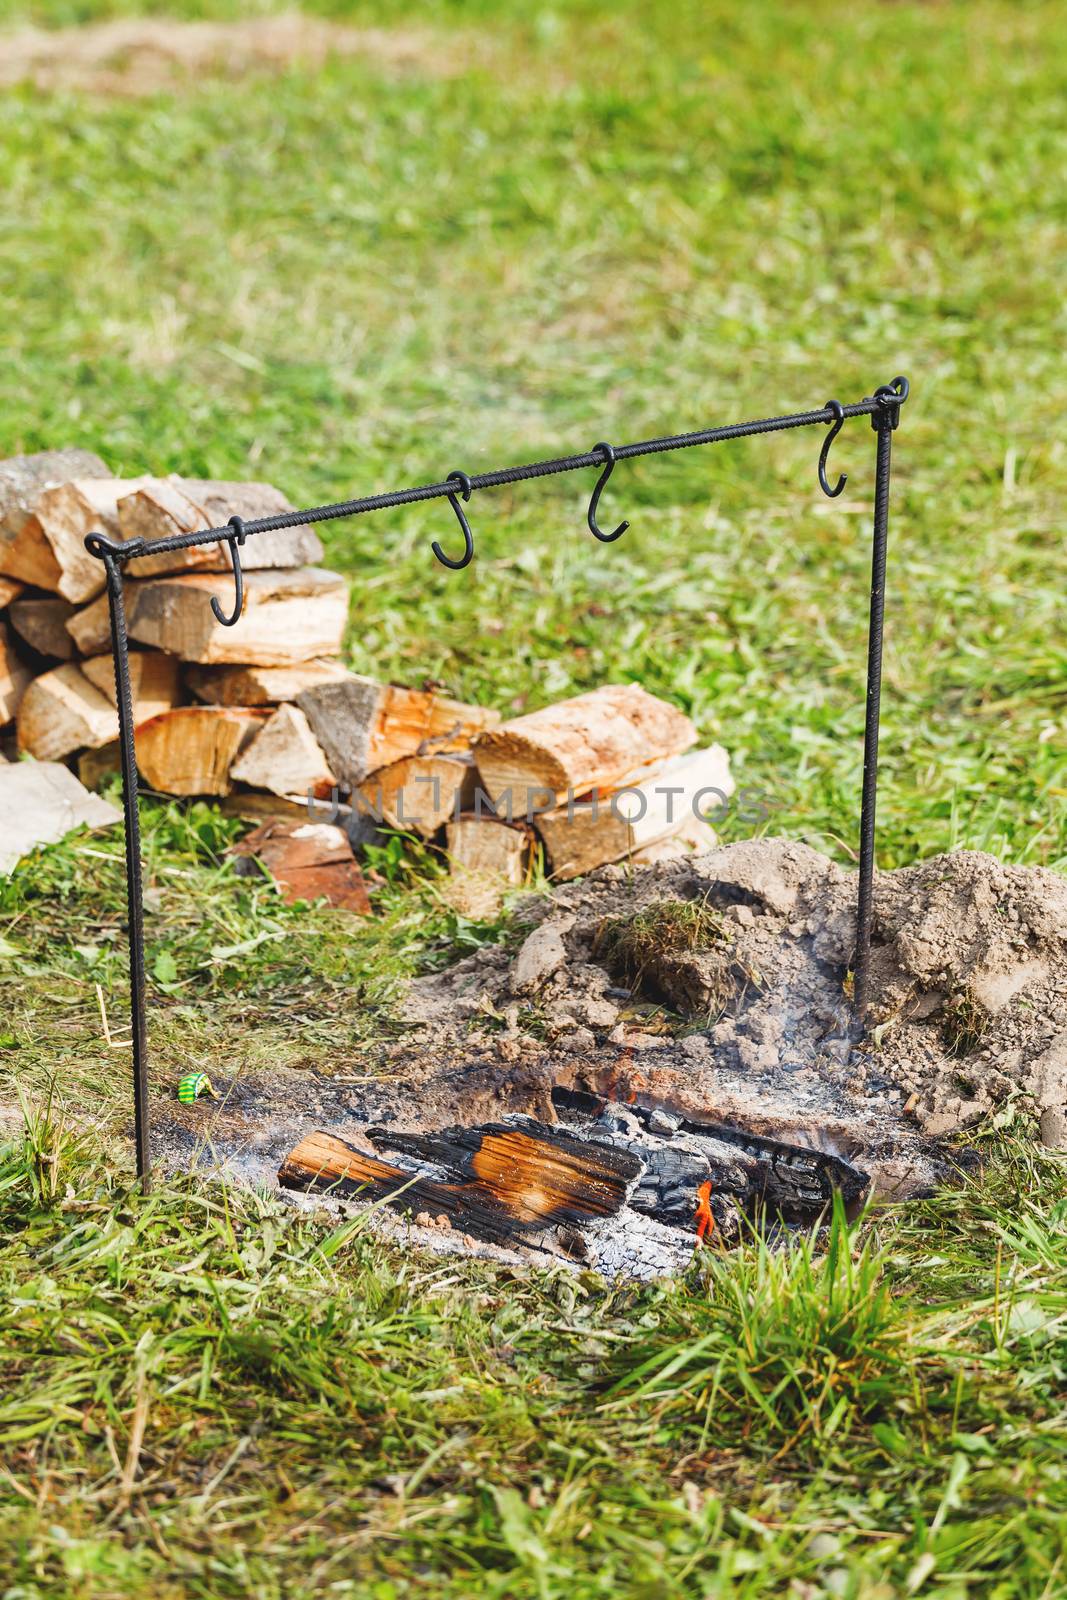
top-left (65, 590), bottom-right (116, 656)
top-left (0, 760), bottom-right (120, 874)
top-left (220, 791), bottom-right (315, 824)
top-left (472, 684), bottom-right (696, 818)
top-left (0, 621), bottom-right (32, 724)
top-left (278, 1120), bottom-right (640, 1244)
top-left (17, 664), bottom-right (119, 760)
top-left (229, 702), bottom-right (335, 798)
top-left (116, 477), bottom-right (323, 576)
top-left (9, 476), bottom-right (156, 604)
top-left (185, 658), bottom-right (349, 706)
top-left (231, 819), bottom-right (370, 912)
top-left (627, 815), bottom-right (719, 867)
top-left (135, 705), bottom-right (267, 795)
top-left (8, 594), bottom-right (76, 660)
top-left (296, 675), bottom-right (499, 786)
top-left (81, 650), bottom-right (180, 721)
top-left (443, 814), bottom-right (531, 917)
top-left (78, 739), bottom-right (122, 791)
top-left (357, 751), bottom-right (476, 837)
top-left (0, 449), bottom-right (110, 590)
top-left (124, 567), bottom-right (348, 665)
top-left (535, 745), bottom-right (733, 880)
top-left (0, 576), bottom-right (25, 610)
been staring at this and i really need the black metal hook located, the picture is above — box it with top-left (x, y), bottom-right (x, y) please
top-left (818, 401), bottom-right (847, 498)
top-left (587, 442), bottom-right (630, 543)
top-left (210, 515), bottom-right (247, 626)
top-left (431, 472), bottom-right (475, 570)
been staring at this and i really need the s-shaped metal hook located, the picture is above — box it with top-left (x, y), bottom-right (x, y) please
top-left (211, 516), bottom-right (247, 626)
top-left (818, 400), bottom-right (847, 498)
top-left (431, 472), bottom-right (475, 570)
top-left (587, 442), bottom-right (630, 543)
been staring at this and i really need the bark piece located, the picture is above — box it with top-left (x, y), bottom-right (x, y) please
top-left (0, 577), bottom-right (25, 610)
top-left (229, 703), bottom-right (335, 799)
top-left (0, 760), bottom-right (120, 874)
top-left (135, 706), bottom-right (267, 795)
top-left (279, 1120), bottom-right (639, 1244)
top-left (296, 675), bottom-right (499, 786)
top-left (116, 477), bottom-right (323, 576)
top-left (10, 477), bottom-right (156, 603)
top-left (443, 815), bottom-right (531, 918)
top-left (356, 751), bottom-right (476, 837)
top-left (8, 594), bottom-right (76, 660)
top-left (81, 650), bottom-right (180, 721)
top-left (0, 449), bottom-right (110, 590)
top-left (186, 658), bottom-right (349, 707)
top-left (125, 568), bottom-right (348, 665)
top-left (0, 622), bottom-right (32, 723)
top-left (231, 819), bottom-right (370, 912)
top-left (473, 684), bottom-right (696, 818)
top-left (17, 664), bottom-right (119, 760)
top-left (535, 745), bottom-right (732, 881)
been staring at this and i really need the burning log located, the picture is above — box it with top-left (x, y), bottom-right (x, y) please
top-left (279, 1121), bottom-right (640, 1244)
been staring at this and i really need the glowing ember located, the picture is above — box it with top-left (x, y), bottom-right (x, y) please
top-left (694, 1179), bottom-right (714, 1244)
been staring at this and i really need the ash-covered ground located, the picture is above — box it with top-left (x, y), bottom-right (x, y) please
top-left (152, 839), bottom-right (1067, 1272)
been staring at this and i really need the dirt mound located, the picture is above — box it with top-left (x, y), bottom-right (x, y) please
top-left (0, 15), bottom-right (466, 97)
top-left (405, 839), bottom-right (1067, 1168)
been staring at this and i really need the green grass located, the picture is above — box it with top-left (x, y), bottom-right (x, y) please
top-left (2, 0), bottom-right (1066, 1592)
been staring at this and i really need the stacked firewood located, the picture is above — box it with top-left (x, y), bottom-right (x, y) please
top-left (0, 449), bottom-right (731, 909)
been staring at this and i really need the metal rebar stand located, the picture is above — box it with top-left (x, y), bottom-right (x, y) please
top-left (83, 381), bottom-right (908, 1186)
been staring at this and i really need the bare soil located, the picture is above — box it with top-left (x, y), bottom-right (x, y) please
top-left (0, 15), bottom-right (467, 97)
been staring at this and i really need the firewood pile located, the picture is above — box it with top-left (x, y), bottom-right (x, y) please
top-left (0, 448), bottom-right (732, 906)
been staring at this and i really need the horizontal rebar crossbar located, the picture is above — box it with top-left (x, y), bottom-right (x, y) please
top-left (93, 396), bottom-right (897, 565)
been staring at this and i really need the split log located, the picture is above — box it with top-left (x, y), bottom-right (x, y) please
top-left (356, 751), bottom-right (476, 837)
top-left (17, 664), bottom-right (119, 760)
top-left (229, 703), bottom-right (335, 798)
top-left (296, 675), bottom-right (499, 786)
top-left (0, 576), bottom-right (25, 610)
top-left (186, 658), bottom-right (349, 707)
top-left (81, 650), bottom-right (180, 722)
top-left (278, 1120), bottom-right (640, 1244)
top-left (1, 622), bottom-right (32, 724)
top-left (65, 590), bottom-right (117, 656)
top-left (443, 814), bottom-right (531, 917)
top-left (125, 568), bottom-right (348, 665)
top-left (116, 477), bottom-right (323, 576)
top-left (472, 684), bottom-right (696, 818)
top-left (135, 706), bottom-right (267, 795)
top-left (7, 477), bottom-right (156, 604)
top-left (628, 815), bottom-right (719, 868)
top-left (78, 740), bottom-right (122, 792)
top-left (535, 745), bottom-right (732, 881)
top-left (230, 819), bottom-right (370, 912)
top-left (0, 760), bottom-right (120, 874)
top-left (8, 594), bottom-right (76, 660)
top-left (0, 449), bottom-right (110, 590)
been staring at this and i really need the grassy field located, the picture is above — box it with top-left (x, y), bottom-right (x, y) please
top-left (1, 1), bottom-right (1066, 1594)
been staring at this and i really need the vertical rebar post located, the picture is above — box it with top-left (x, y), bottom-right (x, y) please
top-left (854, 378), bottom-right (907, 1018)
top-left (86, 533), bottom-right (152, 1189)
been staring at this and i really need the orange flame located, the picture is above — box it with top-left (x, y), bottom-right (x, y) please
top-left (694, 1179), bottom-right (714, 1245)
